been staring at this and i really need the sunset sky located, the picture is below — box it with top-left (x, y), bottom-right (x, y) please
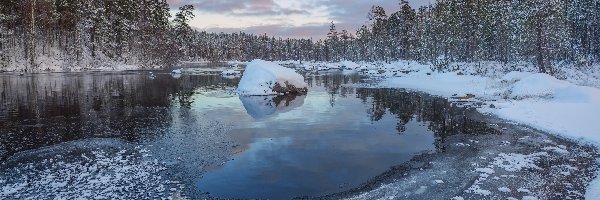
top-left (167, 0), bottom-right (433, 39)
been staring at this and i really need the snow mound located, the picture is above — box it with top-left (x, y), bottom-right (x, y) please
top-left (502, 71), bottom-right (534, 82)
top-left (509, 73), bottom-right (570, 99)
top-left (237, 59), bottom-right (307, 96)
top-left (553, 85), bottom-right (600, 103)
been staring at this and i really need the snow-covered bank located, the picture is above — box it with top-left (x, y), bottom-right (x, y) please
top-left (347, 61), bottom-right (600, 198)
top-left (229, 59), bottom-right (600, 147)
top-left (237, 60), bottom-right (307, 96)
top-left (380, 67), bottom-right (600, 147)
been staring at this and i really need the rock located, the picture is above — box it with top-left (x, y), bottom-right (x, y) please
top-left (237, 59), bottom-right (307, 96)
top-left (272, 81), bottom-right (308, 95)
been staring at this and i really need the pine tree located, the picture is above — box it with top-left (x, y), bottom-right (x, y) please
top-left (326, 21), bottom-right (339, 61)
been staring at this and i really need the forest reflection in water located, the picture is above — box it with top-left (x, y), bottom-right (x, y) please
top-left (0, 71), bottom-right (494, 162)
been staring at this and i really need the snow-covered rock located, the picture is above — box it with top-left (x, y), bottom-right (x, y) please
top-left (237, 59), bottom-right (307, 96)
top-left (171, 73), bottom-right (182, 79)
top-left (171, 69), bottom-right (182, 74)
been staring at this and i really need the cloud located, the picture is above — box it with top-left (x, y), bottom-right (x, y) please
top-left (169, 0), bottom-right (435, 39)
top-left (167, 0), bottom-right (309, 16)
top-left (198, 23), bottom-right (330, 39)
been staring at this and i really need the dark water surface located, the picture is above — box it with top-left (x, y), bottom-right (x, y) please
top-left (0, 69), bottom-right (487, 199)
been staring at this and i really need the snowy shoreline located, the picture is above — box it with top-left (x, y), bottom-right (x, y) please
top-left (2, 59), bottom-right (598, 198)
top-left (246, 59), bottom-right (600, 198)
top-left (246, 59), bottom-right (600, 148)
top-left (310, 60), bottom-right (600, 199)
top-left (6, 59), bottom-right (597, 147)
top-left (4, 59), bottom-right (597, 148)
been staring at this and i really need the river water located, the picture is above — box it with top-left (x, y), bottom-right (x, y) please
top-left (1, 67), bottom-right (562, 199)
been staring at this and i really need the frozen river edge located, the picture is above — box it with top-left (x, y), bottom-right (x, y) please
top-left (1, 62), bottom-right (599, 199)
top-left (1, 91), bottom-right (596, 200)
top-left (312, 105), bottom-right (598, 200)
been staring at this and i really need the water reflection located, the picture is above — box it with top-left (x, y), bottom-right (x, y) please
top-left (239, 95), bottom-right (306, 119)
top-left (0, 70), bottom-right (496, 199)
top-left (354, 88), bottom-right (498, 151)
top-left (0, 72), bottom-right (239, 160)
top-left (195, 80), bottom-right (496, 199)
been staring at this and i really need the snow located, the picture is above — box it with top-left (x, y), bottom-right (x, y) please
top-left (502, 71), bottom-right (535, 82)
top-left (586, 163), bottom-right (600, 200)
top-left (361, 61), bottom-right (600, 198)
top-left (414, 186), bottom-right (428, 194)
top-left (379, 63), bottom-right (600, 146)
top-left (465, 185), bottom-right (491, 196)
top-left (458, 151), bottom-right (555, 198)
top-left (374, 61), bottom-right (600, 147)
top-left (518, 188), bottom-right (532, 193)
top-left (0, 141), bottom-right (185, 199)
top-left (542, 146), bottom-right (570, 154)
top-left (222, 69), bottom-right (240, 75)
top-left (490, 86), bottom-right (600, 146)
top-left (382, 72), bottom-right (496, 97)
top-left (498, 187), bottom-right (511, 193)
top-left (222, 69), bottom-right (242, 79)
top-left (509, 73), bottom-right (570, 99)
top-left (492, 152), bottom-right (547, 172)
top-left (475, 168), bottom-right (495, 174)
top-left (340, 60), bottom-right (361, 70)
top-left (171, 69), bottom-right (182, 74)
top-left (237, 59), bottom-right (307, 96)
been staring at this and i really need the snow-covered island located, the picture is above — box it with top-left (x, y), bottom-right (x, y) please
top-left (236, 60), bottom-right (308, 96)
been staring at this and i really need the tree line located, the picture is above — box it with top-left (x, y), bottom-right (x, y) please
top-left (2, 0), bottom-right (599, 73)
top-left (183, 0), bottom-right (600, 73)
top-left (0, 0), bottom-right (194, 71)
top-left (335, 0), bottom-right (600, 73)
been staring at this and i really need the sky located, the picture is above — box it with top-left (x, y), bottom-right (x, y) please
top-left (167, 0), bottom-right (434, 40)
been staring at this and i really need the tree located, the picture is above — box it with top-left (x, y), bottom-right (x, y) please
top-left (368, 6), bottom-right (390, 62)
top-left (326, 21), bottom-right (339, 61)
top-left (28, 0), bottom-right (36, 71)
top-left (173, 5), bottom-right (195, 59)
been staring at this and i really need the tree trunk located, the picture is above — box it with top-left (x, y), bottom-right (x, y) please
top-left (28, 0), bottom-right (36, 71)
top-left (536, 19), bottom-right (546, 74)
